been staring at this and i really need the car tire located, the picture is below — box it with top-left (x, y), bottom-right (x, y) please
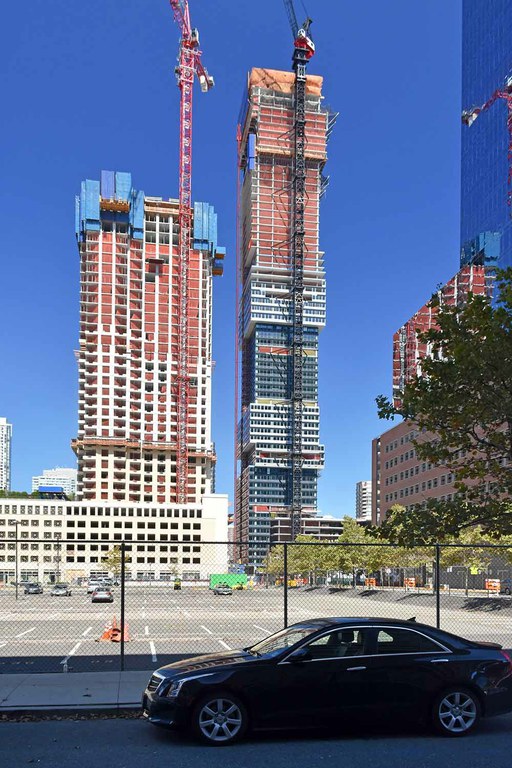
top-left (431, 687), bottom-right (481, 737)
top-left (191, 692), bottom-right (248, 746)
top-left (505, 588), bottom-right (511, 596)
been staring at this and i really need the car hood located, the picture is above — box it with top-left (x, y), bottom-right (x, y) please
top-left (156, 649), bottom-right (256, 678)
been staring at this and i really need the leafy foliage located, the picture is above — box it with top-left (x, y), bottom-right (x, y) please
top-left (101, 545), bottom-right (130, 576)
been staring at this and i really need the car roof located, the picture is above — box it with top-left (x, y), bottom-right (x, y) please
top-left (290, 618), bottom-right (471, 644)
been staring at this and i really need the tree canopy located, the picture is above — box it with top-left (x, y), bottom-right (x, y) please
top-left (376, 268), bottom-right (512, 542)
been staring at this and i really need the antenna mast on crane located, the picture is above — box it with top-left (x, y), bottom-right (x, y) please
top-left (168, 1), bottom-right (214, 503)
top-left (283, 0), bottom-right (315, 539)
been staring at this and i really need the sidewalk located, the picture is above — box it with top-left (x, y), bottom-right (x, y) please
top-left (0, 670), bottom-right (151, 713)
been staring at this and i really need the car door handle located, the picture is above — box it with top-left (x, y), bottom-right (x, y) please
top-left (430, 659), bottom-right (450, 663)
top-left (346, 666), bottom-right (366, 671)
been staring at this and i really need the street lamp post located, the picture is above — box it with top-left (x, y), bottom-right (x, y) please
top-left (54, 533), bottom-right (62, 584)
top-left (8, 519), bottom-right (19, 601)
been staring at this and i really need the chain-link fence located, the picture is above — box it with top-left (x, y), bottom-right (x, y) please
top-left (1, 539), bottom-right (511, 673)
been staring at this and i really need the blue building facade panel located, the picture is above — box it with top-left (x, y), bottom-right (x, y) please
top-left (461, 0), bottom-right (512, 267)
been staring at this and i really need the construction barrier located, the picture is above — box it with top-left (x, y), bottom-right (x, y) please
top-left (365, 578), bottom-right (377, 588)
top-left (404, 578), bottom-right (416, 589)
top-left (485, 579), bottom-right (500, 593)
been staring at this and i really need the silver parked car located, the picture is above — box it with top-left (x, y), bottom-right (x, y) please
top-left (212, 582), bottom-right (233, 596)
top-left (91, 587), bottom-right (114, 603)
top-left (50, 583), bottom-right (72, 597)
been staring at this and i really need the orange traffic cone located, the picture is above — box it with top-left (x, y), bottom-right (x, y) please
top-left (98, 618), bottom-right (114, 642)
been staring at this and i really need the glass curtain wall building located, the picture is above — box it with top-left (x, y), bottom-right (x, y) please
top-left (461, 0), bottom-right (512, 267)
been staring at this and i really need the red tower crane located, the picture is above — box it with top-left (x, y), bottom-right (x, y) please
top-left (168, 1), bottom-right (214, 503)
top-left (462, 76), bottom-right (512, 205)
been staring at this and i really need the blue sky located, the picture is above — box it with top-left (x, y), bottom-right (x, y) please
top-left (1, 0), bottom-right (462, 515)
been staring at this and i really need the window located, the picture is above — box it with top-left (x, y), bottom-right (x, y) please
top-left (374, 628), bottom-right (444, 655)
top-left (305, 629), bottom-right (367, 659)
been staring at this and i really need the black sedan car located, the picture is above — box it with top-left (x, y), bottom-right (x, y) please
top-left (142, 617), bottom-right (512, 745)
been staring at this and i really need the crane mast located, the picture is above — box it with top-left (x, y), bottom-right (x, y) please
top-left (284, 1), bottom-right (315, 539)
top-left (168, 1), bottom-right (213, 503)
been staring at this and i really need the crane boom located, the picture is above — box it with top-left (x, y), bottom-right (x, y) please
top-left (169, 0), bottom-right (214, 503)
top-left (283, 0), bottom-right (299, 38)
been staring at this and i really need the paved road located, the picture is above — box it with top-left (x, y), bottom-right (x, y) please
top-left (2, 716), bottom-right (512, 768)
top-left (1, 586), bottom-right (512, 673)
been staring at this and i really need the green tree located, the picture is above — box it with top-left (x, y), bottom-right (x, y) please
top-left (101, 545), bottom-right (130, 576)
top-left (376, 268), bottom-right (512, 541)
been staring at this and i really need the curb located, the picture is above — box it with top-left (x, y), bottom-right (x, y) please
top-left (0, 703), bottom-right (141, 716)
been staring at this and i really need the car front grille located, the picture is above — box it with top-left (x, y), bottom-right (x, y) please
top-left (147, 673), bottom-right (164, 693)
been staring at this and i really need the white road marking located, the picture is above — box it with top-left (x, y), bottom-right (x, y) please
top-left (150, 641), bottom-right (157, 662)
top-left (0, 642), bottom-right (8, 648)
top-left (15, 627), bottom-right (35, 638)
top-left (144, 626), bottom-right (149, 636)
top-left (217, 639), bottom-right (232, 650)
top-left (82, 626), bottom-right (92, 637)
top-left (253, 625), bottom-right (273, 635)
top-left (200, 625), bottom-right (213, 635)
top-left (61, 641), bottom-right (82, 665)
top-left (142, 610), bottom-right (146, 619)
top-left (183, 610), bottom-right (191, 618)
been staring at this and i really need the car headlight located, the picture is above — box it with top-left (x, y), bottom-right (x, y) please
top-left (163, 672), bottom-right (215, 699)
top-left (165, 679), bottom-right (186, 698)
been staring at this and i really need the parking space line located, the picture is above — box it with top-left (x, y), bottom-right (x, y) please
top-left (200, 625), bottom-right (214, 635)
top-left (61, 641), bottom-right (82, 665)
top-left (15, 627), bottom-right (35, 638)
top-left (217, 639), bottom-right (232, 650)
top-left (150, 641), bottom-right (157, 662)
top-left (0, 642), bottom-right (8, 648)
top-left (82, 626), bottom-right (92, 637)
top-left (144, 626), bottom-right (149, 636)
top-left (253, 625), bottom-right (273, 634)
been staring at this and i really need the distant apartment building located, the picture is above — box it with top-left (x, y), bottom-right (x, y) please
top-left (371, 422), bottom-right (459, 526)
top-left (270, 513), bottom-right (343, 544)
top-left (73, 170), bottom-right (224, 506)
top-left (0, 418), bottom-right (12, 493)
top-left (32, 468), bottom-right (78, 497)
top-left (392, 265), bottom-right (492, 406)
top-left (0, 496), bottom-right (228, 584)
top-left (355, 481), bottom-right (372, 523)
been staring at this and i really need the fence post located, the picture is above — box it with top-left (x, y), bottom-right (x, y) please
top-left (284, 543), bottom-right (288, 628)
top-left (435, 543), bottom-right (441, 629)
top-left (120, 540), bottom-right (126, 672)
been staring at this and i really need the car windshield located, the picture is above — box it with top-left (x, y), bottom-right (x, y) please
top-left (55, 584), bottom-right (68, 588)
top-left (248, 625), bottom-right (319, 657)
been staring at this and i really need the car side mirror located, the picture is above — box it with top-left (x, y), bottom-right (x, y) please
top-left (289, 647), bottom-right (312, 663)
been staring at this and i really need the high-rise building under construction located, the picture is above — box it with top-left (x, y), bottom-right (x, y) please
top-left (235, 68), bottom-right (334, 567)
top-left (73, 170), bottom-right (225, 505)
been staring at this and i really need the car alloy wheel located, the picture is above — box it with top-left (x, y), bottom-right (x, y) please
top-left (193, 694), bottom-right (247, 745)
top-left (433, 688), bottom-right (480, 736)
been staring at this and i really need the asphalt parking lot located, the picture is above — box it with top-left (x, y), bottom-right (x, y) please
top-left (1, 585), bottom-right (511, 673)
